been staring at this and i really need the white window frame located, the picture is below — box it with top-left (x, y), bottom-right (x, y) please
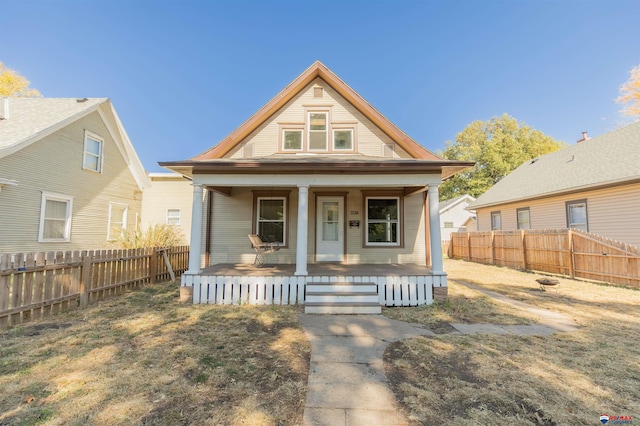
top-left (517, 208), bottom-right (531, 230)
top-left (491, 211), bottom-right (502, 230)
top-left (282, 129), bottom-right (303, 152)
top-left (167, 209), bottom-right (181, 225)
top-left (365, 196), bottom-right (401, 247)
top-left (332, 128), bottom-right (354, 151)
top-left (256, 197), bottom-right (287, 245)
top-left (107, 202), bottom-right (128, 241)
top-left (566, 200), bottom-right (588, 231)
top-left (38, 191), bottom-right (73, 242)
top-left (308, 111), bottom-right (328, 151)
top-left (444, 221), bottom-right (454, 228)
top-left (83, 130), bottom-right (104, 173)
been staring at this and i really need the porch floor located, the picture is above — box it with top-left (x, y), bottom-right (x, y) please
top-left (201, 263), bottom-right (433, 277)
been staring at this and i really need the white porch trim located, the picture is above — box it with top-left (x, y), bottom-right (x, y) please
top-left (186, 183), bottom-right (204, 274)
top-left (192, 173), bottom-right (441, 187)
top-left (295, 185), bottom-right (309, 276)
top-left (428, 184), bottom-right (445, 275)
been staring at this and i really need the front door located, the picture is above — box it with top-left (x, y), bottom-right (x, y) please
top-left (316, 196), bottom-right (344, 262)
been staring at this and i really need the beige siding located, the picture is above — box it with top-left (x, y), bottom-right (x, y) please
top-left (0, 111), bottom-right (142, 254)
top-left (475, 182), bottom-right (640, 246)
top-left (140, 175), bottom-right (193, 243)
top-left (207, 187), bottom-right (426, 266)
top-left (225, 78), bottom-right (411, 159)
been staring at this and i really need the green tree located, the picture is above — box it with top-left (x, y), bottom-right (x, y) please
top-left (0, 62), bottom-right (41, 97)
top-left (439, 114), bottom-right (564, 200)
top-left (616, 64), bottom-right (640, 119)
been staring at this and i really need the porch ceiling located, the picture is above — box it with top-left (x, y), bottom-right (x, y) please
top-left (201, 263), bottom-right (433, 277)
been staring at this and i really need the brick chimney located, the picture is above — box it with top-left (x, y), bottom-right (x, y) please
top-left (576, 131), bottom-right (589, 143)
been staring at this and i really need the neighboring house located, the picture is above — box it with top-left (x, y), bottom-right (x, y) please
top-left (0, 97), bottom-right (149, 254)
top-left (468, 123), bottom-right (640, 247)
top-left (439, 194), bottom-right (476, 240)
top-left (140, 173), bottom-right (193, 243)
top-left (160, 61), bottom-right (472, 311)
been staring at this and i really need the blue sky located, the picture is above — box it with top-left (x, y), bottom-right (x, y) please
top-left (2, 0), bottom-right (639, 172)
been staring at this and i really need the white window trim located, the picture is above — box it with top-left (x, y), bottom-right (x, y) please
top-left (308, 111), bottom-right (328, 151)
top-left (282, 129), bottom-right (304, 152)
top-left (167, 209), bottom-right (181, 225)
top-left (332, 128), bottom-right (354, 151)
top-left (491, 211), bottom-right (502, 230)
top-left (517, 208), bottom-right (531, 230)
top-left (256, 196), bottom-right (287, 245)
top-left (566, 200), bottom-right (588, 231)
top-left (38, 191), bottom-right (73, 242)
top-left (365, 196), bottom-right (401, 247)
top-left (83, 130), bottom-right (104, 173)
top-left (107, 202), bottom-right (128, 241)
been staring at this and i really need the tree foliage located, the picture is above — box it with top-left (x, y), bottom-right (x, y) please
top-left (439, 114), bottom-right (565, 201)
top-left (0, 62), bottom-right (41, 97)
top-left (616, 64), bottom-right (640, 118)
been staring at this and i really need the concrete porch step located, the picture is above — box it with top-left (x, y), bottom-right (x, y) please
top-left (304, 302), bottom-right (382, 315)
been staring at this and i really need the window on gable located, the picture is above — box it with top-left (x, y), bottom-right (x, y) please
top-left (308, 112), bottom-right (328, 150)
top-left (566, 200), bottom-right (588, 231)
top-left (38, 192), bottom-right (73, 242)
top-left (108, 203), bottom-right (128, 241)
top-left (444, 221), bottom-right (454, 228)
top-left (491, 211), bottom-right (502, 230)
top-left (517, 208), bottom-right (531, 230)
top-left (283, 129), bottom-right (303, 151)
top-left (167, 209), bottom-right (181, 225)
top-left (333, 129), bottom-right (353, 150)
top-left (366, 197), bottom-right (400, 246)
top-left (83, 131), bottom-right (104, 173)
top-left (256, 197), bottom-right (286, 245)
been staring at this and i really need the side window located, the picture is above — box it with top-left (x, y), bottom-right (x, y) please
top-left (167, 209), bottom-right (181, 225)
top-left (108, 203), bottom-right (128, 241)
top-left (517, 208), bottom-right (531, 230)
top-left (491, 211), bottom-right (501, 230)
top-left (566, 200), bottom-right (588, 231)
top-left (38, 192), bottom-right (73, 242)
top-left (83, 130), bottom-right (104, 173)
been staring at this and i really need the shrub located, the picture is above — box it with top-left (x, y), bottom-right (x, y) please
top-left (116, 224), bottom-right (185, 249)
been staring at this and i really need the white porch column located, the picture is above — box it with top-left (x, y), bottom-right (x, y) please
top-left (186, 183), bottom-right (204, 274)
top-left (295, 185), bottom-right (309, 276)
top-left (428, 184), bottom-right (444, 275)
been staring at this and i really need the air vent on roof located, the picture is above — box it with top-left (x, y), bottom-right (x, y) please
top-left (76, 98), bottom-right (88, 103)
top-left (0, 98), bottom-right (9, 120)
top-left (382, 143), bottom-right (395, 158)
top-left (530, 158), bottom-right (538, 164)
top-left (243, 143), bottom-right (254, 158)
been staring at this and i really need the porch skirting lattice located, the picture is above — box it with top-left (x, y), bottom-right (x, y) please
top-left (181, 273), bottom-right (445, 306)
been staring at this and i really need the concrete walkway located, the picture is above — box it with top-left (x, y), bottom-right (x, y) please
top-left (299, 284), bottom-right (578, 426)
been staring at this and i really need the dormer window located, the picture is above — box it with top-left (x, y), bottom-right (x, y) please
top-left (308, 112), bottom-right (327, 150)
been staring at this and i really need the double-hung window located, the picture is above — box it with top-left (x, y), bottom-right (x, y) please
top-left (256, 197), bottom-right (286, 245)
top-left (566, 200), bottom-right (588, 231)
top-left (83, 131), bottom-right (104, 173)
top-left (108, 203), bottom-right (128, 241)
top-left (366, 197), bottom-right (400, 246)
top-left (517, 208), bottom-right (531, 230)
top-left (308, 112), bottom-right (328, 150)
top-left (38, 192), bottom-right (73, 242)
top-left (491, 211), bottom-right (502, 230)
top-left (167, 209), bottom-right (181, 225)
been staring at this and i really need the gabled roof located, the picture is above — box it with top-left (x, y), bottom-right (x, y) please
top-left (0, 97), bottom-right (149, 190)
top-left (468, 121), bottom-right (640, 210)
top-left (439, 194), bottom-right (476, 213)
top-left (192, 61), bottom-right (441, 161)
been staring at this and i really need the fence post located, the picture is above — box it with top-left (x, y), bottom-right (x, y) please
top-left (521, 230), bottom-right (527, 270)
top-left (489, 231), bottom-right (495, 265)
top-left (149, 247), bottom-right (157, 284)
top-left (79, 251), bottom-right (92, 309)
top-left (467, 232), bottom-right (472, 261)
top-left (567, 229), bottom-right (575, 279)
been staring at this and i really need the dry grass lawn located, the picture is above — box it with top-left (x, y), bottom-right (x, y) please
top-left (384, 259), bottom-right (640, 425)
top-left (0, 281), bottom-right (310, 425)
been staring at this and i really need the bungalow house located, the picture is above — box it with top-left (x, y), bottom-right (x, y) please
top-left (439, 194), bottom-right (476, 241)
top-left (468, 123), bottom-right (640, 247)
top-left (160, 61), bottom-right (472, 313)
top-left (0, 97), bottom-right (149, 254)
top-left (140, 172), bottom-right (193, 242)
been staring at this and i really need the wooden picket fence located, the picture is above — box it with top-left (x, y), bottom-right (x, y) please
top-left (0, 246), bottom-right (189, 329)
top-left (449, 229), bottom-right (640, 288)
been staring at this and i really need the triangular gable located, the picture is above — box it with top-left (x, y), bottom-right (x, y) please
top-left (193, 61), bottom-right (440, 161)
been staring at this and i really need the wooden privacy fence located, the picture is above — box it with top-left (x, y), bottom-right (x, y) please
top-left (0, 246), bottom-right (189, 329)
top-left (449, 229), bottom-right (640, 288)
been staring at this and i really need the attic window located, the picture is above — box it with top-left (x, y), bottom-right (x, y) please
top-left (313, 86), bottom-right (323, 98)
top-left (83, 130), bottom-right (104, 173)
